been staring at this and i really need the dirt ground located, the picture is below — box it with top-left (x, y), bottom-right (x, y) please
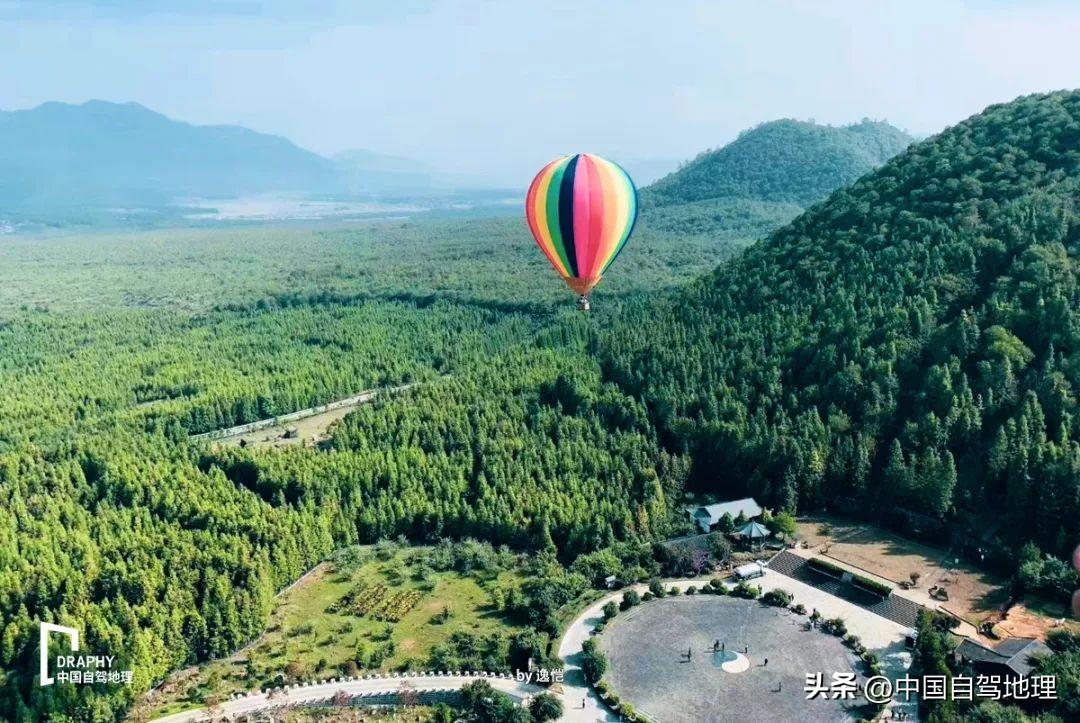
top-left (996, 599), bottom-right (1080, 640)
top-left (792, 514), bottom-right (1078, 641)
top-left (216, 404), bottom-right (356, 449)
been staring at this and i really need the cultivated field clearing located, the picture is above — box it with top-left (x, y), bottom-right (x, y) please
top-left (143, 546), bottom-right (522, 719)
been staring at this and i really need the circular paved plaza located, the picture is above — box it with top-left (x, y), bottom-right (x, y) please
top-left (597, 595), bottom-right (860, 723)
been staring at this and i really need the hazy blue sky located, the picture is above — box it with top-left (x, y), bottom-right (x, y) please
top-left (1, 0), bottom-right (1077, 185)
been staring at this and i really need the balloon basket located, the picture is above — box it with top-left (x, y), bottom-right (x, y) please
top-left (577, 295), bottom-right (591, 312)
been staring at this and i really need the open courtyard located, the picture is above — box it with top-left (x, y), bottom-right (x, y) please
top-left (596, 595), bottom-right (866, 723)
top-left (793, 515), bottom-right (1080, 640)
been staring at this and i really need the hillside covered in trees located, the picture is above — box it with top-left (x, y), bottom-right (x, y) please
top-left (639, 119), bottom-right (911, 239)
top-left (645, 118), bottom-right (913, 208)
top-left (602, 91), bottom-right (1079, 568)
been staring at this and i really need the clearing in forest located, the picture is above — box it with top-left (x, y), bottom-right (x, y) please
top-left (142, 544), bottom-right (523, 719)
top-left (794, 515), bottom-right (1078, 640)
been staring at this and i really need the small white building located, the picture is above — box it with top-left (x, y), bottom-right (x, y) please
top-left (689, 497), bottom-right (762, 533)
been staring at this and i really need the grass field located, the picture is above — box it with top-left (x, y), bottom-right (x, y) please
top-left (143, 545), bottom-right (523, 719)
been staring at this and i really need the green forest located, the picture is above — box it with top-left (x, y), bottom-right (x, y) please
top-left (602, 91), bottom-right (1080, 567)
top-left (1, 91), bottom-right (1077, 722)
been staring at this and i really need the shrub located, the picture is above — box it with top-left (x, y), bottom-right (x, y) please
top-left (808, 556), bottom-right (844, 576)
top-left (731, 581), bottom-right (761, 599)
top-left (807, 557), bottom-right (891, 597)
top-left (581, 639), bottom-right (607, 683)
top-left (843, 633), bottom-right (863, 649)
top-left (761, 589), bottom-right (793, 607)
top-left (686, 585), bottom-right (698, 595)
top-left (642, 591), bottom-right (654, 601)
top-left (821, 617), bottom-right (847, 636)
top-left (648, 579), bottom-right (666, 597)
top-left (852, 576), bottom-right (892, 597)
top-left (1046, 629), bottom-right (1080, 654)
top-left (529, 692), bottom-right (563, 722)
top-left (718, 513), bottom-right (736, 534)
top-left (862, 652), bottom-right (882, 676)
top-left (602, 601), bottom-right (618, 621)
top-left (707, 532), bottom-right (732, 562)
top-left (620, 590), bottom-right (640, 610)
top-left (791, 603), bottom-right (807, 615)
top-left (709, 577), bottom-right (726, 591)
top-left (669, 586), bottom-right (681, 596)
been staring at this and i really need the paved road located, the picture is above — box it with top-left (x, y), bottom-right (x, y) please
top-left (149, 673), bottom-right (541, 722)
top-left (557, 579), bottom-right (712, 722)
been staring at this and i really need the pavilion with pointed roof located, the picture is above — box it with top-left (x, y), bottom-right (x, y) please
top-left (735, 520), bottom-right (771, 549)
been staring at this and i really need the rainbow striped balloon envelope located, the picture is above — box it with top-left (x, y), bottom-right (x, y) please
top-left (525, 153), bottom-right (638, 302)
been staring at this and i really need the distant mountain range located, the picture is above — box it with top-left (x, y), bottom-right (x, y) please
top-left (0, 100), bottom-right (453, 211)
top-left (332, 148), bottom-right (438, 194)
top-left (0, 101), bottom-right (341, 207)
top-left (0, 101), bottom-right (913, 230)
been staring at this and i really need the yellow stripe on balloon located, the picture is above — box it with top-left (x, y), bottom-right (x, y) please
top-left (532, 158), bottom-right (568, 277)
top-left (601, 156), bottom-right (624, 273)
top-left (596, 156), bottom-right (627, 272)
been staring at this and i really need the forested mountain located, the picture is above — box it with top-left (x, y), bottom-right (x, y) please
top-left (644, 118), bottom-right (912, 208)
top-left (0, 100), bottom-right (340, 207)
top-left (602, 91), bottom-right (1079, 565)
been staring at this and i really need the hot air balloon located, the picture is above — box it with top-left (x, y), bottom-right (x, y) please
top-left (525, 153), bottom-right (638, 311)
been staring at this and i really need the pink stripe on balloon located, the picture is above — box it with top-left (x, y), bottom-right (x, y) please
top-left (572, 155), bottom-right (593, 277)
